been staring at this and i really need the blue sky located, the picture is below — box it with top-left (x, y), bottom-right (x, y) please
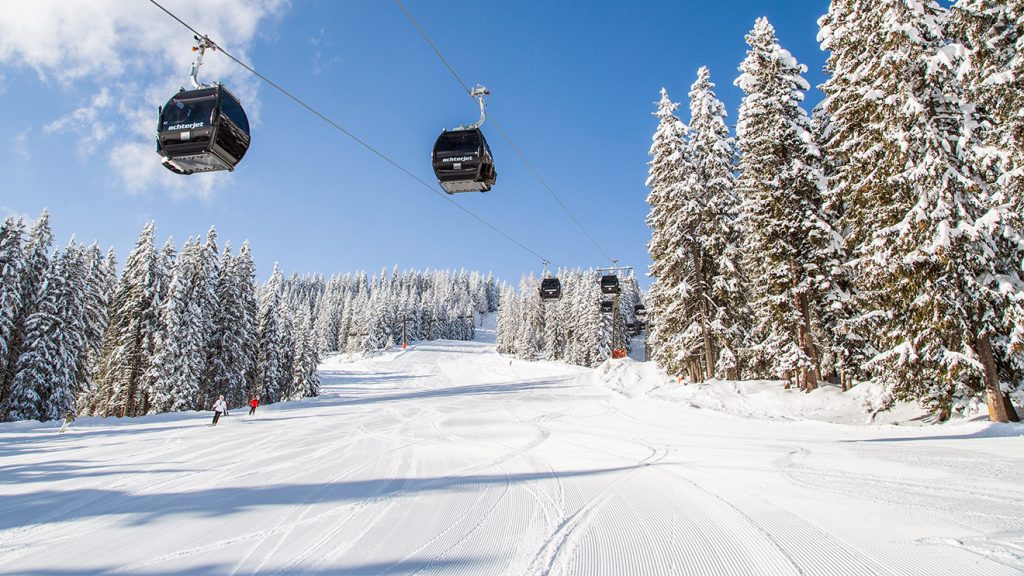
top-left (0, 0), bottom-right (827, 288)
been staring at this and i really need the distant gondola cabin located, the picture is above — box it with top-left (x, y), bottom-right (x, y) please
top-left (539, 277), bottom-right (562, 300)
top-left (600, 274), bottom-right (621, 295)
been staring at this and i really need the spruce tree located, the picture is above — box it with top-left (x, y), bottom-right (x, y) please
top-left (0, 216), bottom-right (25, 413)
top-left (951, 0), bottom-right (1024, 398)
top-left (2, 211), bottom-right (52, 410)
top-left (736, 17), bottom-right (838, 390)
top-left (95, 222), bottom-right (163, 417)
top-left (234, 242), bottom-right (259, 400)
top-left (688, 67), bottom-right (748, 379)
top-left (645, 88), bottom-right (694, 378)
top-left (820, 1), bottom-right (1022, 421)
top-left (256, 264), bottom-right (288, 403)
top-left (7, 242), bottom-right (86, 422)
top-left (6, 265), bottom-right (66, 421)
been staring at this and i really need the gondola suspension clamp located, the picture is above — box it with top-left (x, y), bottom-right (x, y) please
top-left (462, 85), bottom-right (489, 130)
top-left (188, 35), bottom-right (218, 89)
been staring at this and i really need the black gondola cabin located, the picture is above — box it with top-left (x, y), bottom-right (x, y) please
top-left (539, 277), bottom-right (562, 300)
top-left (157, 86), bottom-right (250, 175)
top-left (600, 300), bottom-right (613, 313)
top-left (600, 274), bottom-right (621, 295)
top-left (432, 128), bottom-right (496, 194)
top-left (634, 304), bottom-right (647, 316)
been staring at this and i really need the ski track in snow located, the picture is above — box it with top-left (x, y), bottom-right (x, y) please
top-left (1, 313), bottom-right (1022, 575)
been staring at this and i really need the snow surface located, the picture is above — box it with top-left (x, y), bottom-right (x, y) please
top-left (1, 314), bottom-right (1023, 575)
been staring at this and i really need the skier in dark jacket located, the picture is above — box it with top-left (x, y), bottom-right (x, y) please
top-left (248, 396), bottom-right (260, 416)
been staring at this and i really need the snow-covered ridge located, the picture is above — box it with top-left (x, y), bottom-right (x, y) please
top-left (592, 357), bottom-right (1024, 430)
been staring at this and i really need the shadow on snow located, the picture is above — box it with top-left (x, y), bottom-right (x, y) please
top-left (0, 465), bottom-right (643, 531)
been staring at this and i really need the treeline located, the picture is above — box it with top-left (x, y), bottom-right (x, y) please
top-left (496, 271), bottom-right (643, 367)
top-left (0, 211), bottom-right (504, 423)
top-left (293, 267), bottom-right (499, 355)
top-left (646, 3), bottom-right (1023, 422)
top-left (0, 214), bottom-right (318, 422)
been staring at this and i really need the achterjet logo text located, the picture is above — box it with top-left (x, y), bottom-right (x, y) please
top-left (168, 122), bottom-right (206, 131)
top-left (446, 156), bottom-right (474, 162)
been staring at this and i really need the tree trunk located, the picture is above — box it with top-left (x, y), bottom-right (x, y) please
top-left (977, 332), bottom-right (1020, 423)
top-left (690, 246), bottom-right (715, 383)
top-left (795, 290), bottom-right (819, 391)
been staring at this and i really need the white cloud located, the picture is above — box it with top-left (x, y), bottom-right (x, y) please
top-left (44, 87), bottom-right (114, 156)
top-left (12, 129), bottom-right (31, 163)
top-left (310, 28), bottom-right (343, 76)
top-left (0, 72), bottom-right (6, 95)
top-left (1, 206), bottom-right (32, 222)
top-left (0, 0), bottom-right (290, 196)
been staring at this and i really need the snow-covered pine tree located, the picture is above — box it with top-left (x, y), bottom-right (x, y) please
top-left (515, 274), bottom-right (544, 360)
top-left (688, 66), bottom-right (749, 379)
top-left (495, 285), bottom-right (518, 354)
top-left (203, 242), bottom-right (238, 406)
top-left (1, 211), bottom-right (52, 412)
top-left (290, 306), bottom-right (319, 399)
top-left (0, 216), bottom-right (25, 413)
top-left (7, 240), bottom-right (87, 422)
top-left (76, 243), bottom-right (112, 403)
top-left (234, 242), bottom-right (259, 400)
top-left (820, 1), bottom-right (1022, 421)
top-left (195, 228), bottom-right (221, 406)
top-left (645, 88), bottom-right (695, 378)
top-left (139, 236), bottom-right (176, 413)
top-left (81, 248), bottom-right (118, 414)
top-left (735, 17), bottom-right (839, 390)
top-left (149, 238), bottom-right (208, 413)
top-left (148, 237), bottom-right (205, 412)
top-left (6, 263), bottom-right (67, 421)
top-left (256, 264), bottom-right (289, 404)
top-left (950, 1), bottom-right (1024, 208)
top-left (313, 282), bottom-right (341, 354)
top-left (94, 222), bottom-right (164, 417)
top-left (950, 0), bottom-right (1024, 396)
top-left (809, 103), bottom-right (861, 390)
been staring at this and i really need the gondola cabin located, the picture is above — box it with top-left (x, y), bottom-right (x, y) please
top-left (600, 274), bottom-right (621, 295)
top-left (157, 86), bottom-right (250, 175)
top-left (431, 128), bottom-right (496, 194)
top-left (634, 304), bottom-right (647, 316)
top-left (600, 300), bottom-right (613, 313)
top-left (539, 277), bottom-right (562, 300)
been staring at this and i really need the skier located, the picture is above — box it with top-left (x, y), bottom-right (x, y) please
top-left (248, 396), bottom-right (260, 416)
top-left (212, 395), bottom-right (228, 426)
top-left (58, 411), bottom-right (75, 434)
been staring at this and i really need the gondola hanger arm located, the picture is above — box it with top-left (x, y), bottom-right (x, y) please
top-left (188, 35), bottom-right (218, 89)
top-left (466, 84), bottom-right (489, 129)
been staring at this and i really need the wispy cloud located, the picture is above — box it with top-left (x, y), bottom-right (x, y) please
top-left (12, 129), bottom-right (30, 163)
top-left (1, 205), bottom-right (32, 222)
top-left (0, 72), bottom-right (6, 95)
top-left (310, 28), bottom-right (344, 76)
top-left (44, 87), bottom-right (114, 156)
top-left (0, 0), bottom-right (291, 197)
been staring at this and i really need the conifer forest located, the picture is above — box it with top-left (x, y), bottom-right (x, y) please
top-left (499, 3), bottom-right (1024, 424)
top-left (0, 212), bottom-right (499, 422)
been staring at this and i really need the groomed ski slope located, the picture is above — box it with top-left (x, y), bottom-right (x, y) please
top-left (1, 315), bottom-right (1023, 575)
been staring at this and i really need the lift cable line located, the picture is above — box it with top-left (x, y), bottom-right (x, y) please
top-left (393, 0), bottom-right (616, 266)
top-left (146, 0), bottom-right (558, 268)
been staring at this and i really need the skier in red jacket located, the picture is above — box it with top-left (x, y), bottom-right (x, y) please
top-left (248, 396), bottom-right (260, 416)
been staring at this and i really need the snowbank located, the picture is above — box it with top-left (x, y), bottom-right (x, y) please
top-left (593, 358), bottom-right (1023, 428)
